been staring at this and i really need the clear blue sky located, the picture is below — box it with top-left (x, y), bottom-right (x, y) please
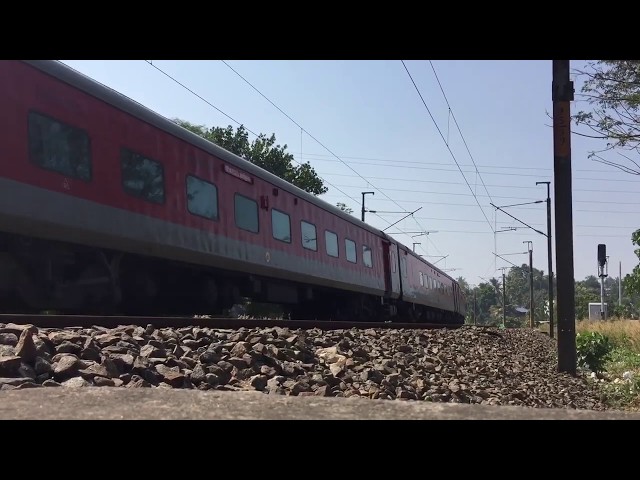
top-left (59, 60), bottom-right (640, 286)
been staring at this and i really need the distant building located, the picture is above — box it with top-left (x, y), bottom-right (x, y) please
top-left (588, 302), bottom-right (608, 320)
top-left (514, 306), bottom-right (529, 316)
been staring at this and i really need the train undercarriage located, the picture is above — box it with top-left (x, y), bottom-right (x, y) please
top-left (0, 230), bottom-right (462, 325)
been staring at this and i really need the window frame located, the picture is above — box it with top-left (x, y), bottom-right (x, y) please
top-left (27, 110), bottom-right (93, 182)
top-left (120, 147), bottom-right (166, 205)
top-left (234, 193), bottom-right (260, 233)
top-left (185, 174), bottom-right (219, 221)
top-left (301, 220), bottom-right (318, 252)
top-left (325, 230), bottom-right (339, 258)
top-left (362, 244), bottom-right (373, 268)
top-left (271, 208), bottom-right (292, 244)
top-left (344, 238), bottom-right (357, 264)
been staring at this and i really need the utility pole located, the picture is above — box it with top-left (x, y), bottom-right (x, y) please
top-left (524, 241), bottom-right (534, 328)
top-left (495, 267), bottom-right (508, 328)
top-left (619, 261), bottom-right (622, 306)
top-left (553, 60), bottom-right (576, 375)
top-left (536, 181), bottom-right (554, 339)
top-left (502, 270), bottom-right (507, 328)
top-left (361, 191), bottom-right (374, 222)
top-left (473, 288), bottom-right (477, 325)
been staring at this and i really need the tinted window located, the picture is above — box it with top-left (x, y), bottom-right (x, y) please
top-left (235, 194), bottom-right (259, 233)
top-left (28, 111), bottom-right (91, 181)
top-left (363, 245), bottom-right (373, 268)
top-left (121, 148), bottom-right (165, 204)
top-left (401, 256), bottom-right (407, 278)
top-left (325, 231), bottom-right (338, 257)
top-left (301, 221), bottom-right (317, 251)
top-left (186, 175), bottom-right (218, 220)
top-left (345, 239), bottom-right (356, 263)
top-left (272, 209), bottom-right (291, 243)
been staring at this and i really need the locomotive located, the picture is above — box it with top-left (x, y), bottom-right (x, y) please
top-left (0, 60), bottom-right (466, 324)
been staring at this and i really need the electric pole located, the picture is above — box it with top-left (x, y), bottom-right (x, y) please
top-left (361, 191), bottom-right (374, 222)
top-left (503, 270), bottom-right (507, 328)
top-left (536, 180), bottom-right (554, 339)
top-left (619, 261), bottom-right (622, 306)
top-left (524, 241), bottom-right (534, 328)
top-left (473, 288), bottom-right (477, 325)
top-left (553, 60), bottom-right (576, 375)
top-left (497, 267), bottom-right (508, 328)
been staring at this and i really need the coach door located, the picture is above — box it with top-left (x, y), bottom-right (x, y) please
top-left (453, 283), bottom-right (459, 313)
top-left (382, 241), bottom-right (392, 295)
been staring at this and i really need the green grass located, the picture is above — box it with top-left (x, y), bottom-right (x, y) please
top-left (576, 320), bottom-right (640, 411)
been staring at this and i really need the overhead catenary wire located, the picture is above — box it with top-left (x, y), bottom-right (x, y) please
top-left (293, 150), bottom-right (640, 174)
top-left (219, 59), bottom-right (434, 250)
top-left (493, 252), bottom-right (521, 269)
top-left (142, 61), bottom-right (636, 276)
top-left (320, 194), bottom-right (640, 212)
top-left (429, 60), bottom-right (494, 206)
top-left (310, 160), bottom-right (640, 182)
top-left (142, 60), bottom-right (367, 218)
top-left (401, 60), bottom-right (495, 234)
top-left (309, 170), bottom-right (640, 193)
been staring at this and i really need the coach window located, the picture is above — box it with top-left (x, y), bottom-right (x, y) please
top-left (301, 221), bottom-right (317, 251)
top-left (419, 272), bottom-right (424, 287)
top-left (272, 209), bottom-right (291, 243)
top-left (121, 148), bottom-right (165, 204)
top-left (400, 256), bottom-right (407, 278)
top-left (235, 194), bottom-right (259, 233)
top-left (186, 175), bottom-right (218, 220)
top-left (345, 239), bottom-right (357, 263)
top-left (325, 230), bottom-right (339, 257)
top-left (363, 245), bottom-right (373, 268)
top-left (28, 111), bottom-right (91, 181)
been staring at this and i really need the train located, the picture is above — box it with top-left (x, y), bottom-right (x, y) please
top-left (0, 60), bottom-right (466, 324)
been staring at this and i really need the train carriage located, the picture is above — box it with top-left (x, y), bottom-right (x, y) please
top-left (0, 59), bottom-right (464, 324)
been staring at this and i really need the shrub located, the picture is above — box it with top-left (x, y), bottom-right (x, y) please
top-left (576, 331), bottom-right (613, 374)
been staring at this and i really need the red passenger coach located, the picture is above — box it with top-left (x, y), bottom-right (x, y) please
top-left (0, 60), bottom-right (464, 324)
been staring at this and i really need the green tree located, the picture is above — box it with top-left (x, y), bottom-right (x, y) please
top-left (475, 280), bottom-right (500, 326)
top-left (573, 60), bottom-right (640, 175)
top-left (571, 62), bottom-right (640, 312)
top-left (174, 120), bottom-right (328, 195)
top-left (574, 282), bottom-right (600, 320)
top-left (624, 229), bottom-right (640, 297)
top-left (336, 202), bottom-right (354, 215)
top-left (505, 264), bottom-right (529, 309)
top-left (455, 277), bottom-right (474, 324)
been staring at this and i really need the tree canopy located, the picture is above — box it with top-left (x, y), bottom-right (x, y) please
top-left (573, 60), bottom-right (640, 300)
top-left (573, 60), bottom-right (640, 175)
top-left (174, 120), bottom-right (328, 196)
top-left (460, 266), bottom-right (639, 326)
top-left (336, 202), bottom-right (354, 215)
top-left (624, 230), bottom-right (640, 297)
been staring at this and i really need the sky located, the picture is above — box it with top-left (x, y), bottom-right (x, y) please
top-left (59, 59), bottom-right (640, 287)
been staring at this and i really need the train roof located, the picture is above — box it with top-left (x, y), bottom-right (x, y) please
top-left (23, 60), bottom-right (457, 285)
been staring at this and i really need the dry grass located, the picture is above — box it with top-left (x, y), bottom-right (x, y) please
top-left (576, 319), bottom-right (640, 353)
top-left (530, 319), bottom-right (640, 411)
top-left (575, 319), bottom-right (640, 412)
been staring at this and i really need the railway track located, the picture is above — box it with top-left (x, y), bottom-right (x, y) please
top-left (0, 314), bottom-right (462, 330)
